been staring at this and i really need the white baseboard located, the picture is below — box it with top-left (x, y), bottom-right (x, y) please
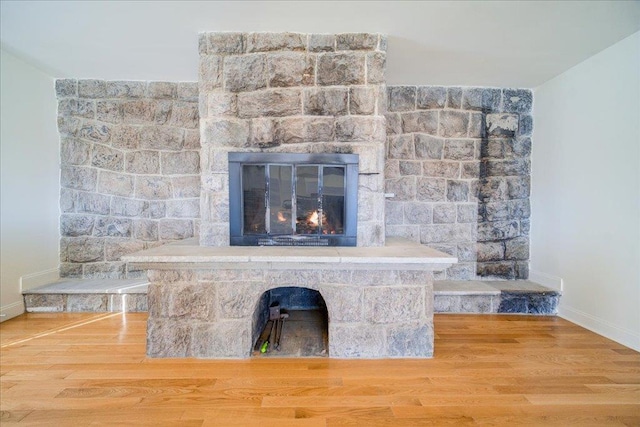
top-left (559, 304), bottom-right (640, 352)
top-left (20, 267), bottom-right (59, 292)
top-left (0, 300), bottom-right (24, 322)
top-left (529, 270), bottom-right (563, 292)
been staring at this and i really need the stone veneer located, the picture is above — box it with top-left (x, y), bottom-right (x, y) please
top-left (198, 32), bottom-right (387, 247)
top-left (385, 86), bottom-right (532, 279)
top-left (56, 80), bottom-right (201, 278)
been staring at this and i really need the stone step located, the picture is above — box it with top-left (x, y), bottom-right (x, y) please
top-left (434, 280), bottom-right (560, 315)
top-left (23, 278), bottom-right (149, 313)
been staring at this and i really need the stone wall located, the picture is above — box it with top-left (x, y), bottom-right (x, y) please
top-left (385, 86), bottom-right (532, 279)
top-left (198, 32), bottom-right (388, 247)
top-left (56, 80), bottom-right (200, 278)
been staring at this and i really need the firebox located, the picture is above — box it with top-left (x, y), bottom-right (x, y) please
top-left (229, 152), bottom-right (359, 246)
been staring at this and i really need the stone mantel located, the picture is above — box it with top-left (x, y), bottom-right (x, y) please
top-left (122, 237), bottom-right (457, 271)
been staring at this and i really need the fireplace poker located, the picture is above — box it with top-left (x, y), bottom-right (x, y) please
top-left (274, 313), bottom-right (289, 351)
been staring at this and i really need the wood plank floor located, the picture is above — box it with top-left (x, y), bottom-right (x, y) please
top-left (1, 313), bottom-right (638, 426)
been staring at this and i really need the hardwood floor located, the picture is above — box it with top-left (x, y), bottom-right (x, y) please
top-left (1, 312), bottom-right (638, 426)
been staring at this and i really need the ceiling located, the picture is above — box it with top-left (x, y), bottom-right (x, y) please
top-left (1, 1), bottom-right (639, 88)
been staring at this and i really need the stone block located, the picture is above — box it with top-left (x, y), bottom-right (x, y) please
top-left (388, 86), bottom-right (416, 112)
top-left (335, 116), bottom-right (385, 142)
top-left (385, 159), bottom-right (400, 178)
top-left (506, 177), bottom-right (530, 200)
top-left (505, 236), bottom-right (529, 260)
top-left (457, 203), bottom-right (477, 223)
top-left (486, 114), bottom-right (518, 137)
top-left (97, 171), bottom-right (134, 197)
top-left (416, 177), bottom-right (446, 202)
top-left (519, 114), bottom-right (533, 136)
top-left (200, 174), bottom-right (227, 193)
top-left (357, 221), bottom-right (385, 247)
top-left (246, 32), bottom-right (306, 52)
top-left (439, 111), bottom-right (469, 138)
top-left (201, 192), bottom-right (229, 222)
top-left (478, 262), bottom-right (516, 279)
top-left (159, 219), bottom-right (193, 240)
top-left (78, 79), bottom-right (106, 98)
top-left (94, 218), bottom-right (132, 237)
top-left (205, 32), bottom-right (244, 54)
top-left (507, 137), bottom-right (532, 158)
top-left (477, 241), bottom-right (505, 262)
top-left (399, 161), bottom-right (421, 176)
top-left (444, 88), bottom-right (462, 110)
top-left (169, 102), bottom-right (199, 129)
top-left (444, 139), bottom-right (476, 161)
top-left (317, 53), bottom-right (365, 86)
top-left (384, 200), bottom-right (404, 225)
top-left (134, 219), bottom-right (158, 241)
top-left (484, 159), bottom-right (530, 177)
top-left (83, 262), bottom-right (126, 279)
top-left (387, 135), bottom-right (414, 159)
top-left (139, 126), bottom-right (184, 151)
top-left (154, 101), bottom-right (172, 125)
top-left (385, 225), bottom-right (420, 242)
top-left (149, 201), bottom-right (166, 219)
top-left (162, 151), bottom-right (200, 175)
top-left (60, 138), bottom-right (91, 165)
top-left (401, 111), bottom-right (438, 134)
top-left (57, 116), bottom-right (82, 137)
top-left (503, 89), bottom-right (532, 113)
top-left (329, 324), bottom-right (385, 358)
top-left (111, 197), bottom-right (148, 217)
top-left (308, 33), bottom-right (335, 52)
top-left (191, 321), bottom-right (250, 358)
top-left (60, 188), bottom-right (77, 213)
top-left (267, 52), bottom-right (314, 87)
top-left (183, 129), bottom-right (200, 149)
top-left (164, 282), bottom-right (215, 320)
top-left (56, 79), bottom-right (77, 97)
top-left (461, 162), bottom-right (480, 179)
top-left (224, 54), bottom-right (267, 92)
top-left (166, 198), bottom-right (200, 218)
top-left (177, 82), bottom-right (199, 101)
top-left (385, 177), bottom-right (416, 201)
top-left (110, 126), bottom-right (139, 150)
top-left (509, 199), bottom-right (530, 220)
top-left (237, 88), bottom-right (302, 118)
top-left (125, 150), bottom-right (160, 174)
top-left (25, 294), bottom-right (65, 312)
top-left (387, 323), bottom-right (433, 357)
top-left (122, 100), bottom-right (156, 124)
top-left (303, 87), bottom-right (348, 116)
top-left (172, 176), bottom-right (200, 198)
top-left (417, 86), bottom-right (446, 109)
top-left (146, 82), bottom-right (175, 99)
top-left (385, 113), bottom-right (402, 135)
top-left (349, 86), bottom-right (376, 115)
top-left (61, 214), bottom-right (95, 237)
top-left (135, 176), bottom-right (172, 200)
top-left (447, 180), bottom-right (469, 202)
top-left (404, 201), bottom-right (432, 224)
top-left (91, 144), bottom-right (124, 171)
top-left (201, 146), bottom-right (232, 173)
top-left (467, 112), bottom-right (485, 138)
top-left (414, 134), bottom-right (444, 160)
top-left (336, 33), bottom-right (378, 50)
top-left (199, 55), bottom-right (223, 91)
top-left (422, 161), bottom-right (459, 178)
top-left (364, 286), bottom-right (423, 323)
top-left (199, 222), bottom-right (231, 246)
top-left (106, 81), bottom-right (146, 98)
top-left (65, 237), bottom-right (104, 262)
top-left (477, 220), bottom-right (519, 241)
top-left (367, 52), bottom-right (386, 84)
top-left (66, 294), bottom-right (108, 312)
top-left (462, 87), bottom-right (501, 111)
top-left (433, 204), bottom-right (456, 224)
top-left (202, 118), bottom-right (249, 147)
top-left (478, 177), bottom-right (508, 201)
top-left (147, 319), bottom-right (191, 357)
top-left (318, 284), bottom-right (362, 322)
top-left (76, 192), bottom-right (110, 215)
top-left (95, 100), bottom-right (122, 124)
top-left (420, 223), bottom-right (474, 244)
top-left (456, 243), bottom-right (477, 262)
top-left (216, 281), bottom-right (263, 319)
top-left (79, 122), bottom-right (112, 143)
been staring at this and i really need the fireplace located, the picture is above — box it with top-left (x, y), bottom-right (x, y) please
top-left (229, 152), bottom-right (359, 246)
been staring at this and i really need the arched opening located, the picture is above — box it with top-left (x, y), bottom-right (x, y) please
top-left (251, 287), bottom-right (328, 357)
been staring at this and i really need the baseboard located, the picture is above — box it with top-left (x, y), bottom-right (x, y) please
top-left (559, 304), bottom-right (640, 352)
top-left (529, 270), bottom-right (563, 292)
top-left (20, 267), bottom-right (59, 292)
top-left (0, 300), bottom-right (24, 322)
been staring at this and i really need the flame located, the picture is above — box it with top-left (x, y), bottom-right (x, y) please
top-left (277, 211), bottom-right (287, 223)
top-left (308, 211), bottom-right (319, 226)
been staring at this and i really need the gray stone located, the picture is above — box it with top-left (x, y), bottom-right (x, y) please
top-left (267, 52), bottom-right (314, 87)
top-left (416, 86), bottom-right (446, 110)
top-left (477, 220), bottom-right (519, 241)
top-left (508, 137), bottom-right (532, 158)
top-left (201, 192), bottom-right (229, 222)
top-left (122, 100), bottom-right (156, 124)
top-left (96, 100), bottom-right (122, 124)
top-left (77, 192), bottom-right (110, 215)
top-left (385, 113), bottom-right (402, 135)
top-left (183, 129), bottom-right (200, 149)
top-left (205, 32), bottom-right (244, 54)
top-left (404, 202), bottom-right (432, 224)
top-left (147, 82), bottom-right (176, 99)
top-left (503, 89), bottom-right (533, 113)
top-left (308, 34), bottom-right (335, 52)
top-left (106, 81), bottom-right (146, 98)
top-left (162, 151), bottom-right (200, 175)
top-left (357, 222), bottom-right (385, 247)
top-left (147, 319), bottom-right (191, 357)
top-left (399, 161), bottom-right (421, 176)
top-left (166, 199), bottom-right (200, 218)
top-left (366, 52), bottom-right (386, 84)
top-left (505, 236), bottom-right (529, 260)
top-left (57, 116), bottom-right (82, 137)
top-left (457, 204), bottom-right (477, 223)
top-left (387, 135), bottom-right (414, 159)
top-left (79, 122), bottom-right (112, 143)
top-left (177, 82), bottom-right (198, 102)
top-left (461, 162), bottom-right (480, 179)
top-left (149, 201), bottom-right (166, 219)
top-left (329, 324), bottom-right (385, 358)
top-left (154, 100), bottom-right (172, 124)
top-left (317, 53), bottom-right (365, 86)
top-left (159, 219), bottom-right (193, 240)
top-left (336, 33), bottom-right (378, 50)
top-left (61, 214), bottom-right (95, 237)
top-left (486, 114), bottom-right (519, 137)
top-left (319, 284), bottom-right (362, 322)
top-left (191, 321), bottom-right (249, 358)
top-left (422, 161), bottom-right (459, 178)
top-left (439, 111), bottom-right (469, 138)
top-left (78, 79), bottom-right (106, 98)
top-left (519, 114), bottom-right (533, 136)
top-left (444, 139), bottom-right (476, 161)
top-left (349, 86), bottom-right (376, 115)
top-left (216, 281), bottom-right (264, 318)
top-left (477, 261), bottom-right (516, 279)
top-left (509, 199), bottom-right (530, 220)
top-left (468, 112), bottom-right (485, 138)
top-left (385, 177), bottom-right (416, 201)
top-left (387, 323), bottom-right (432, 357)
top-left (202, 118), bottom-right (249, 147)
top-left (335, 116), bottom-right (385, 142)
top-left (199, 55), bottom-right (222, 91)
top-left (237, 88), bottom-right (302, 118)
top-left (484, 159), bottom-right (530, 177)
top-left (66, 294), bottom-right (108, 312)
top-left (169, 102), bottom-right (199, 129)
top-left (274, 117), bottom-right (335, 144)
top-left (60, 188), bottom-right (77, 212)
top-left (224, 54), bottom-right (268, 93)
top-left (125, 150), bottom-right (160, 174)
top-left (420, 223), bottom-right (474, 244)
top-left (97, 171), bottom-right (134, 197)
top-left (433, 204), bottom-right (456, 224)
top-left (249, 118), bottom-right (276, 146)
top-left (303, 87), bottom-right (348, 116)
top-left (111, 126), bottom-right (140, 150)
top-left (56, 79), bottom-right (77, 97)
top-left (456, 243), bottom-right (477, 262)
top-left (94, 217), bottom-right (132, 237)
top-left (385, 225), bottom-right (420, 242)
top-left (401, 111), bottom-right (438, 134)
top-left (83, 262), bottom-right (127, 280)
top-left (364, 286), bottom-right (423, 323)
top-left (388, 86), bottom-right (416, 112)
top-left (446, 87), bottom-right (462, 109)
top-left (111, 197), bottom-right (148, 217)
top-left (135, 176), bottom-right (172, 200)
top-left (246, 32), bottom-right (306, 52)
top-left (414, 134), bottom-right (444, 160)
top-left (477, 241), bottom-right (505, 262)
top-left (139, 126), bottom-right (184, 151)
top-left (385, 201), bottom-right (404, 225)
top-left (134, 219), bottom-right (158, 241)
top-left (206, 92), bottom-right (237, 117)
top-left (506, 176), bottom-right (530, 199)
top-left (59, 263), bottom-right (83, 278)
top-left (462, 88), bottom-right (501, 111)
top-left (416, 177), bottom-right (446, 202)
top-left (66, 237), bottom-right (104, 262)
top-left (447, 180), bottom-right (470, 202)
top-left (478, 177), bottom-right (508, 201)
top-left (60, 138), bottom-right (91, 165)
top-left (91, 144), bottom-right (124, 171)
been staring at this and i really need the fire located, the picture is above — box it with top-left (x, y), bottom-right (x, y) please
top-left (308, 211), bottom-right (319, 226)
top-left (277, 211), bottom-right (287, 223)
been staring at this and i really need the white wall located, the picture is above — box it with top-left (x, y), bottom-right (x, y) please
top-left (531, 32), bottom-right (640, 351)
top-left (0, 49), bottom-right (60, 321)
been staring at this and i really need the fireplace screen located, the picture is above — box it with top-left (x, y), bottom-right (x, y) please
top-left (229, 153), bottom-right (358, 246)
